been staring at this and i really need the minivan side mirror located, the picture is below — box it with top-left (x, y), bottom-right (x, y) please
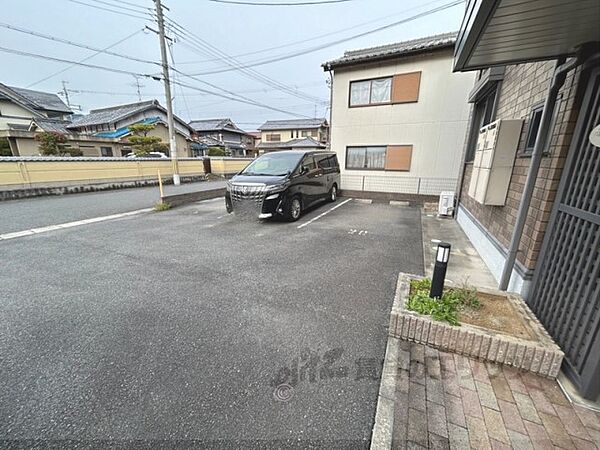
top-left (300, 166), bottom-right (309, 175)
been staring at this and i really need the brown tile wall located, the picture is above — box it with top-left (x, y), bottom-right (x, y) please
top-left (459, 61), bottom-right (583, 270)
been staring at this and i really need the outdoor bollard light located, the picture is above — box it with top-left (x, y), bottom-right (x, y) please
top-left (430, 242), bottom-right (451, 299)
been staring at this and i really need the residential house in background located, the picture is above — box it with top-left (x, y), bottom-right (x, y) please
top-left (452, 0), bottom-right (600, 400)
top-left (256, 118), bottom-right (328, 153)
top-left (67, 100), bottom-right (193, 157)
top-left (188, 118), bottom-right (252, 157)
top-left (323, 32), bottom-right (476, 198)
top-left (1, 96), bottom-right (193, 157)
top-left (0, 83), bottom-right (73, 155)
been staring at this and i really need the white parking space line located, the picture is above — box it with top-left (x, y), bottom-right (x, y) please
top-left (296, 198), bottom-right (352, 229)
top-left (0, 208), bottom-right (153, 241)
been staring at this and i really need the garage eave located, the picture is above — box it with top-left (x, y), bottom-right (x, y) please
top-left (453, 0), bottom-right (600, 72)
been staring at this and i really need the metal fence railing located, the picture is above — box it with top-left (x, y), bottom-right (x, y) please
top-left (341, 174), bottom-right (457, 196)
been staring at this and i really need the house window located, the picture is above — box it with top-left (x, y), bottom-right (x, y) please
top-left (346, 145), bottom-right (412, 171)
top-left (266, 133), bottom-right (281, 142)
top-left (349, 77), bottom-right (392, 106)
top-left (100, 146), bottom-right (113, 157)
top-left (346, 146), bottom-right (387, 169)
top-left (524, 105), bottom-right (544, 154)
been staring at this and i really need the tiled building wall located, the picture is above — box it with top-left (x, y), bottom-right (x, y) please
top-left (459, 60), bottom-right (583, 270)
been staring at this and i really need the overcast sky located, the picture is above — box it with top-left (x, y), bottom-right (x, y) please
top-left (0, 0), bottom-right (465, 130)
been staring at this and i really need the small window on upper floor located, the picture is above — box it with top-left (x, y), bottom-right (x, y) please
top-left (524, 105), bottom-right (544, 154)
top-left (266, 133), bottom-right (281, 142)
top-left (349, 72), bottom-right (421, 107)
top-left (349, 77), bottom-right (392, 106)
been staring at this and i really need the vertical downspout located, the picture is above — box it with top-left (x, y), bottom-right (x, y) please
top-left (498, 57), bottom-right (573, 291)
top-left (327, 66), bottom-right (333, 147)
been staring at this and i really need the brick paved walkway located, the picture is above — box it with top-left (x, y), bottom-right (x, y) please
top-left (392, 341), bottom-right (600, 449)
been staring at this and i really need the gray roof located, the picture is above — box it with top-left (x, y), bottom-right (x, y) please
top-left (258, 118), bottom-right (327, 131)
top-left (257, 137), bottom-right (326, 149)
top-left (31, 118), bottom-right (71, 134)
top-left (0, 84), bottom-right (72, 114)
top-left (68, 100), bottom-right (157, 128)
top-left (188, 118), bottom-right (244, 134)
top-left (323, 32), bottom-right (457, 69)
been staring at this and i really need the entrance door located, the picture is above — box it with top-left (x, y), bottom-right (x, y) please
top-left (528, 67), bottom-right (600, 400)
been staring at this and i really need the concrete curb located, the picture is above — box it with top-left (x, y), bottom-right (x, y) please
top-left (369, 336), bottom-right (399, 450)
top-left (160, 187), bottom-right (226, 208)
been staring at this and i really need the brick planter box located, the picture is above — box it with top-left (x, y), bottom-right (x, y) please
top-left (389, 273), bottom-right (564, 378)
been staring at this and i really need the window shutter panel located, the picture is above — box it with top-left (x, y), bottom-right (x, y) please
top-left (392, 72), bottom-right (421, 103)
top-left (385, 145), bottom-right (413, 171)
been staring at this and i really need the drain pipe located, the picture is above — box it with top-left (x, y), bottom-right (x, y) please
top-left (498, 55), bottom-right (578, 291)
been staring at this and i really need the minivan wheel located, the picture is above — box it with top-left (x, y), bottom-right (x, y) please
top-left (329, 184), bottom-right (337, 202)
top-left (284, 196), bottom-right (302, 222)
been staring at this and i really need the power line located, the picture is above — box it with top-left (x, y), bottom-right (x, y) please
top-left (164, 16), bottom-right (326, 104)
top-left (0, 46), bottom-right (158, 79)
top-left (67, 0), bottom-right (153, 21)
top-left (26, 29), bottom-right (145, 88)
top-left (170, 78), bottom-right (311, 118)
top-left (86, 0), bottom-right (152, 14)
top-left (187, 0), bottom-right (464, 76)
top-left (208, 0), bottom-right (355, 5)
top-left (176, 0), bottom-right (451, 65)
top-left (0, 22), bottom-right (159, 66)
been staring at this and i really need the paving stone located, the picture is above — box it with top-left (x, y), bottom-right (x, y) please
top-left (539, 411), bottom-right (575, 449)
top-left (409, 381), bottom-right (427, 412)
top-left (501, 367), bottom-right (528, 394)
top-left (498, 399), bottom-right (527, 435)
top-left (406, 441), bottom-right (428, 450)
top-left (411, 359), bottom-right (426, 384)
top-left (574, 405), bottom-right (600, 432)
top-left (554, 405), bottom-right (591, 440)
top-left (507, 430), bottom-right (534, 450)
top-left (427, 377), bottom-right (446, 406)
top-left (569, 435), bottom-right (598, 450)
top-left (485, 361), bottom-right (504, 379)
top-left (393, 391), bottom-right (409, 448)
top-left (441, 368), bottom-right (461, 398)
top-left (489, 438), bottom-right (512, 450)
top-left (445, 393), bottom-right (467, 428)
top-left (411, 343), bottom-right (425, 363)
top-left (535, 377), bottom-right (570, 406)
top-left (471, 359), bottom-right (491, 385)
top-left (427, 401), bottom-right (448, 438)
top-left (448, 423), bottom-right (470, 450)
top-left (527, 388), bottom-right (556, 416)
top-left (523, 420), bottom-right (553, 450)
top-left (461, 386), bottom-right (484, 419)
top-left (454, 354), bottom-right (476, 391)
top-left (513, 392), bottom-right (542, 424)
top-left (397, 368), bottom-right (410, 394)
top-left (429, 432), bottom-right (450, 450)
top-left (439, 352), bottom-right (456, 374)
top-left (489, 372), bottom-right (516, 404)
top-left (483, 406), bottom-right (510, 444)
top-left (408, 407), bottom-right (429, 448)
top-left (398, 344), bottom-right (411, 371)
top-left (587, 427), bottom-right (600, 448)
top-left (466, 415), bottom-right (492, 450)
top-left (425, 346), bottom-right (442, 380)
top-left (520, 371), bottom-right (544, 390)
top-left (476, 380), bottom-right (500, 411)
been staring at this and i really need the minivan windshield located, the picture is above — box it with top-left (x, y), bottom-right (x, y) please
top-left (240, 152), bottom-right (304, 177)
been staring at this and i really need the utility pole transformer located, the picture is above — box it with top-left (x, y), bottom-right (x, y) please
top-left (154, 0), bottom-right (180, 185)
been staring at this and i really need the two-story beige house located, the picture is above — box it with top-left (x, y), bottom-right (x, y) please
top-left (323, 32), bottom-right (476, 198)
top-left (256, 118), bottom-right (328, 153)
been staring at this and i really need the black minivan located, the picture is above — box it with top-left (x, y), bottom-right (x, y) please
top-left (225, 150), bottom-right (340, 221)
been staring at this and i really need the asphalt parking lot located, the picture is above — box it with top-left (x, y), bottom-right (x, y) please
top-left (0, 196), bottom-right (423, 447)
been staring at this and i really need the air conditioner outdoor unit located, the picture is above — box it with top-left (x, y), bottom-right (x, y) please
top-left (438, 191), bottom-right (455, 217)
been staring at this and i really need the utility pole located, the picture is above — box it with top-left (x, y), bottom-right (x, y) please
top-left (154, 0), bottom-right (180, 185)
top-left (60, 81), bottom-right (72, 109)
